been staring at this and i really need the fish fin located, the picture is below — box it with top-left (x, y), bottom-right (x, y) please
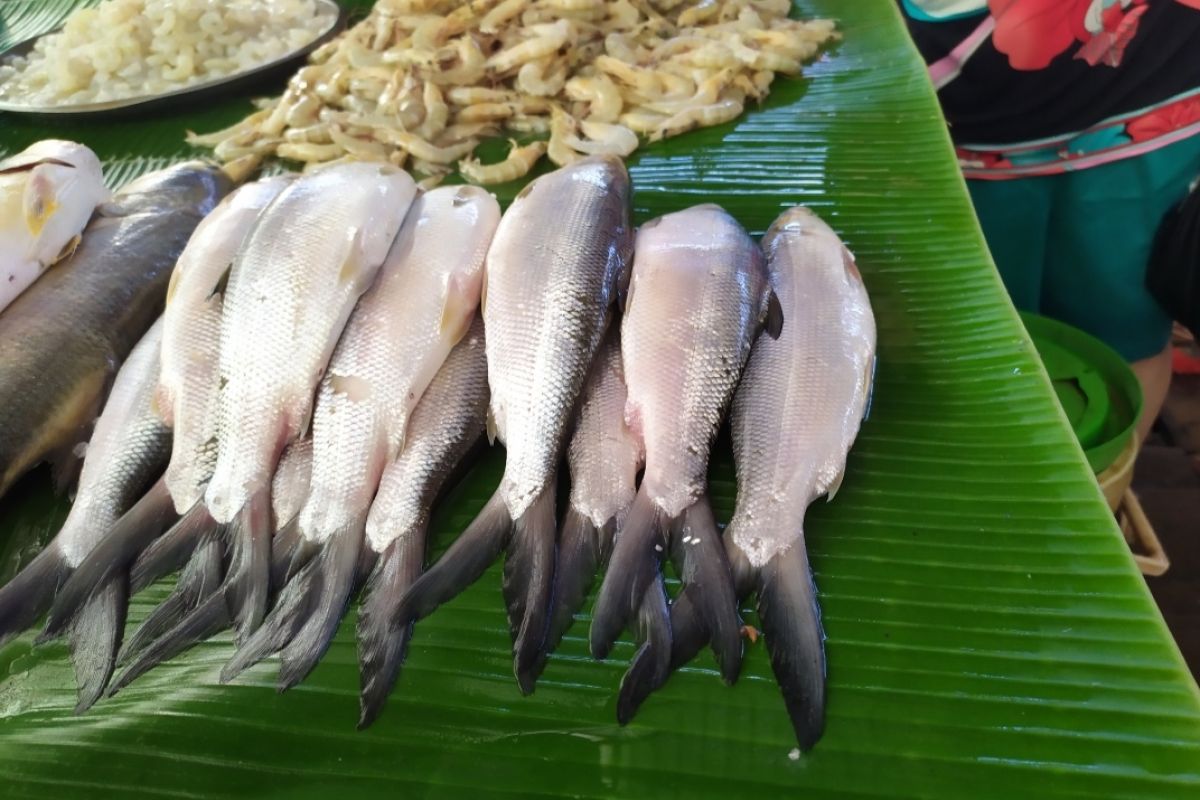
top-left (67, 577), bottom-right (127, 713)
top-left (337, 228), bottom-right (366, 287)
top-left (108, 590), bottom-right (230, 697)
top-left (485, 407), bottom-right (498, 446)
top-left (224, 488), bottom-right (273, 642)
top-left (616, 579), bottom-right (671, 725)
top-left (41, 478), bottom-right (177, 641)
top-left (672, 497), bottom-right (742, 684)
top-left (275, 521), bottom-right (367, 692)
top-left (862, 356), bottom-right (877, 422)
top-left (270, 516), bottom-right (303, 590)
top-left (52, 233), bottom-right (82, 267)
top-left (439, 274), bottom-right (478, 344)
top-left (118, 530), bottom-right (224, 665)
top-left (206, 265), bottom-right (233, 301)
top-left (358, 531), bottom-right (425, 729)
top-left (825, 468), bottom-right (845, 502)
top-left (504, 484), bottom-right (556, 694)
top-left (23, 165), bottom-right (59, 237)
top-left (590, 486), bottom-right (667, 660)
top-left (480, 266), bottom-right (489, 316)
top-left (0, 544), bottom-right (71, 648)
top-left (397, 488), bottom-right (511, 623)
top-left (763, 289), bottom-right (784, 340)
top-left (758, 544), bottom-right (826, 751)
top-left (129, 501), bottom-right (214, 595)
top-left (221, 566), bottom-right (313, 684)
top-left (48, 439), bottom-right (85, 497)
top-left (545, 507), bottom-right (605, 656)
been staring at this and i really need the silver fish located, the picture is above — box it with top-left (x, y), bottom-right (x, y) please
top-left (204, 162), bottom-right (416, 637)
top-left (0, 140), bottom-right (109, 312)
top-left (159, 175), bottom-right (295, 513)
top-left (0, 319), bottom-right (169, 711)
top-left (357, 315), bottom-right (489, 728)
top-left (0, 160), bottom-right (231, 500)
top-left (399, 155), bottom-right (633, 691)
top-left (222, 186), bottom-right (497, 689)
top-left (591, 204), bottom-right (781, 697)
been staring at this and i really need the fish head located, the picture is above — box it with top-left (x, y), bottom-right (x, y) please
top-left (109, 161), bottom-right (233, 218)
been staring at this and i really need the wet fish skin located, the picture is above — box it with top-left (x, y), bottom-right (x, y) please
top-left (222, 186), bottom-right (497, 689)
top-left (0, 160), bottom-right (231, 501)
top-left (397, 155), bottom-right (633, 693)
top-left (592, 204), bottom-right (778, 690)
top-left (159, 175), bottom-right (295, 513)
top-left (358, 315), bottom-right (489, 728)
top-left (0, 140), bottom-right (109, 312)
top-left (0, 319), bottom-right (170, 710)
top-left (204, 162), bottom-right (416, 638)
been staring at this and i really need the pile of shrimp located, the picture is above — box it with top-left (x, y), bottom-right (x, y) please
top-left (187, 0), bottom-right (837, 185)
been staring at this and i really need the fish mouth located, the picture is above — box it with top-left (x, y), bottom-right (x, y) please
top-left (762, 206), bottom-right (820, 249)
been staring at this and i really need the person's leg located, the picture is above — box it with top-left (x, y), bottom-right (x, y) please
top-left (1132, 344), bottom-right (1173, 441)
top-left (967, 176), bottom-right (1053, 312)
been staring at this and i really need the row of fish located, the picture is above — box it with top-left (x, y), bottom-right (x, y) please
top-left (0, 151), bottom-right (875, 750)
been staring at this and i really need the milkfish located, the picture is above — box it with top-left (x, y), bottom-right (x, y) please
top-left (622, 207), bottom-right (876, 750)
top-left (204, 162), bottom-right (416, 639)
top-left (0, 159), bottom-right (231, 501)
top-left (159, 175), bottom-right (295, 513)
top-left (0, 319), bottom-right (169, 712)
top-left (590, 204), bottom-right (781, 706)
top-left (221, 186), bottom-right (498, 690)
top-left (0, 140), bottom-right (109, 313)
top-left (398, 155), bottom-right (633, 691)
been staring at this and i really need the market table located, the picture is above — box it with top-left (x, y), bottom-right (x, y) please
top-left (1, 1), bottom-right (1198, 797)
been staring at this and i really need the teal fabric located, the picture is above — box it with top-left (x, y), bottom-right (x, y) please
top-left (968, 134), bottom-right (1200, 362)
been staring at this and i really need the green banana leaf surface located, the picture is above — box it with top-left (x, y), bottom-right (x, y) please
top-left (2, 1), bottom-right (1199, 797)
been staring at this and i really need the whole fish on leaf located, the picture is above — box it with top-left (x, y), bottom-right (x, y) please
top-left (398, 155), bottom-right (633, 692)
top-left (0, 140), bottom-right (109, 312)
top-left (204, 162), bottom-right (416, 640)
top-left (544, 326), bottom-right (641, 656)
top-left (109, 439), bottom-right (315, 696)
top-left (0, 319), bottom-right (169, 712)
top-left (621, 207), bottom-right (876, 750)
top-left (222, 186), bottom-right (497, 690)
top-left (159, 175), bottom-right (296, 513)
top-left (358, 316), bottom-right (489, 728)
top-left (590, 204), bottom-right (781, 710)
top-left (0, 159), bottom-right (231, 501)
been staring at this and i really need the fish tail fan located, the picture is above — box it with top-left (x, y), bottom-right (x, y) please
top-left (118, 529), bottom-right (224, 665)
top-left (504, 484), bottom-right (556, 694)
top-left (357, 530), bottom-right (425, 729)
top-left (220, 555), bottom-right (315, 684)
top-left (615, 577), bottom-right (672, 725)
top-left (108, 591), bottom-right (230, 696)
top-left (41, 478), bottom-right (178, 641)
top-left (545, 507), bottom-right (607, 656)
top-left (129, 501), bottom-right (216, 595)
top-left (224, 488), bottom-right (272, 642)
top-left (757, 544), bottom-right (826, 751)
top-left (68, 578), bottom-right (127, 713)
top-left (0, 545), bottom-right (71, 648)
top-left (269, 516), bottom-right (303, 590)
top-left (589, 486), bottom-right (667, 661)
top-left (673, 496), bottom-right (743, 684)
top-left (617, 584), bottom-right (706, 721)
top-left (396, 488), bottom-right (511, 623)
top-left (275, 517), bottom-right (366, 692)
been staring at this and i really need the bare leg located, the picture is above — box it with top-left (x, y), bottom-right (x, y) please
top-left (1132, 344), bottom-right (1173, 442)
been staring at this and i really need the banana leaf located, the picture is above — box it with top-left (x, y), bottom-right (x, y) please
top-left (1, 1), bottom-right (1199, 797)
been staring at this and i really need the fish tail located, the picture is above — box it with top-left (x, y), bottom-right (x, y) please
top-left (396, 488), bottom-right (512, 623)
top-left (41, 477), bottom-right (177, 642)
top-left (223, 487), bottom-right (272, 641)
top-left (589, 485), bottom-right (667, 661)
top-left (757, 543), bottom-right (826, 751)
top-left (0, 545), bottom-right (71, 648)
top-left (545, 506), bottom-right (609, 656)
top-left (67, 578), bottom-right (127, 713)
top-left (129, 501), bottom-right (216, 595)
top-left (504, 484), bottom-right (556, 694)
top-left (357, 530), bottom-right (425, 729)
top-left (118, 529), bottom-right (224, 665)
top-left (108, 590), bottom-right (230, 697)
top-left (615, 577), bottom-right (672, 725)
top-left (269, 516), bottom-right (303, 590)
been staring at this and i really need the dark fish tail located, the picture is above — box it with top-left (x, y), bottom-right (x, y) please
top-left (545, 506), bottom-right (609, 656)
top-left (0, 545), bottom-right (71, 648)
top-left (224, 488), bottom-right (272, 641)
top-left (616, 577), bottom-right (671, 725)
top-left (589, 486), bottom-right (668, 661)
top-left (68, 578), bottom-right (127, 713)
top-left (504, 484), bottom-right (556, 694)
top-left (42, 477), bottom-right (177, 640)
top-left (357, 530), bottom-right (425, 729)
top-left (270, 516), bottom-right (302, 590)
top-left (108, 590), bottom-right (230, 696)
top-left (396, 488), bottom-right (511, 623)
top-left (129, 501), bottom-right (216, 594)
top-left (758, 544), bottom-right (826, 751)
